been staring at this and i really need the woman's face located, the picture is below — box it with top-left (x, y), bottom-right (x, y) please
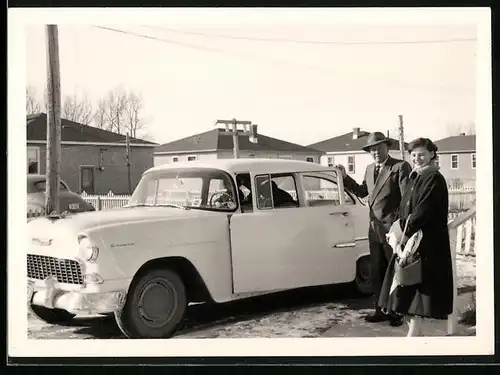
top-left (410, 146), bottom-right (434, 168)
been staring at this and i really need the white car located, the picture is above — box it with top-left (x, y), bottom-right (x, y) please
top-left (26, 159), bottom-right (371, 339)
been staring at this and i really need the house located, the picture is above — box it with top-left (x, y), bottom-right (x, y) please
top-left (434, 133), bottom-right (476, 189)
top-left (307, 128), bottom-right (407, 183)
top-left (27, 113), bottom-right (158, 195)
top-left (154, 128), bottom-right (324, 165)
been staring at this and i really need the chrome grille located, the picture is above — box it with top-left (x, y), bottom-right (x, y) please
top-left (27, 254), bottom-right (84, 285)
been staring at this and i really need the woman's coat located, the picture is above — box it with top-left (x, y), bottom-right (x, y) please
top-left (378, 165), bottom-right (454, 320)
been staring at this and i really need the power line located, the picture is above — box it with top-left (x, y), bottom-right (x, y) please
top-left (94, 26), bottom-right (227, 54)
top-left (142, 25), bottom-right (477, 45)
top-left (92, 25), bottom-right (475, 94)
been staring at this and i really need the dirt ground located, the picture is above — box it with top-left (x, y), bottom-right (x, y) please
top-left (27, 254), bottom-right (476, 339)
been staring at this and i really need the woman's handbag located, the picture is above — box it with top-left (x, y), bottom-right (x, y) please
top-left (394, 215), bottom-right (422, 286)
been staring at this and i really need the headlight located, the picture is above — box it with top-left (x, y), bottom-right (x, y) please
top-left (78, 235), bottom-right (99, 262)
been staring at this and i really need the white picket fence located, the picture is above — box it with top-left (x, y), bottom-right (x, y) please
top-left (448, 188), bottom-right (476, 211)
top-left (447, 204), bottom-right (476, 335)
top-left (80, 191), bottom-right (131, 211)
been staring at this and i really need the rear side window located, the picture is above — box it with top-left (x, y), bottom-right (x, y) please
top-left (255, 173), bottom-right (299, 210)
top-left (33, 180), bottom-right (69, 193)
top-left (302, 174), bottom-right (355, 206)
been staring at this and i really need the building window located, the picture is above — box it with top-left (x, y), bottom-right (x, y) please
top-left (451, 154), bottom-right (459, 170)
top-left (471, 153), bottom-right (476, 169)
top-left (172, 157), bottom-right (179, 163)
top-left (187, 155), bottom-right (197, 162)
top-left (327, 156), bottom-right (334, 167)
top-left (435, 155), bottom-right (440, 168)
top-left (27, 146), bottom-right (40, 174)
top-left (347, 155), bottom-right (355, 174)
top-left (306, 156), bottom-right (314, 163)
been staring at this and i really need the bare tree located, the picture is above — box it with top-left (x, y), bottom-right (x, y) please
top-left (26, 85), bottom-right (42, 115)
top-left (62, 93), bottom-right (93, 125)
top-left (103, 86), bottom-right (129, 134)
top-left (92, 86), bottom-right (148, 137)
top-left (93, 98), bottom-right (108, 130)
top-left (125, 91), bottom-right (147, 138)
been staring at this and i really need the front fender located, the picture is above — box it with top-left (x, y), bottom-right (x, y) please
top-left (87, 214), bottom-right (235, 303)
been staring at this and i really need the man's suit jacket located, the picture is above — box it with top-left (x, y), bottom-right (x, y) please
top-left (343, 156), bottom-right (412, 244)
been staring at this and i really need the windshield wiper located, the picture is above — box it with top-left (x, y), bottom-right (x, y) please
top-left (157, 204), bottom-right (190, 210)
top-left (125, 203), bottom-right (190, 210)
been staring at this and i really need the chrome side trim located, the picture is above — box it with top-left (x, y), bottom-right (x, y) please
top-left (333, 242), bottom-right (356, 248)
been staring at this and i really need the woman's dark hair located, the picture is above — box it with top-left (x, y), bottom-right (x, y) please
top-left (407, 137), bottom-right (439, 160)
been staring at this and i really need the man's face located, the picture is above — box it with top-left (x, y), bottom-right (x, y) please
top-left (369, 142), bottom-right (389, 164)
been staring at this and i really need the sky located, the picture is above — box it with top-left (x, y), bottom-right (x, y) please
top-left (25, 19), bottom-right (478, 147)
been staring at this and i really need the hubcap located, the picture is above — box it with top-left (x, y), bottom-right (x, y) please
top-left (137, 279), bottom-right (178, 328)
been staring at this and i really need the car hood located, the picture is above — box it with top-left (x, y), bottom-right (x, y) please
top-left (27, 206), bottom-right (220, 235)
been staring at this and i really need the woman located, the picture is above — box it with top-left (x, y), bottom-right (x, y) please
top-left (377, 137), bottom-right (454, 336)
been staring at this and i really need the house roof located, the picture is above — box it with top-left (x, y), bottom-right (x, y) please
top-left (27, 113), bottom-right (157, 146)
top-left (434, 134), bottom-right (476, 153)
top-left (307, 129), bottom-right (407, 153)
top-left (155, 128), bottom-right (323, 154)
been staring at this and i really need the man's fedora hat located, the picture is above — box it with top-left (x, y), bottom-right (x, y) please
top-left (362, 132), bottom-right (393, 152)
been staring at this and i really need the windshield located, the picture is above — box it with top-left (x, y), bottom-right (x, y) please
top-left (128, 168), bottom-right (238, 212)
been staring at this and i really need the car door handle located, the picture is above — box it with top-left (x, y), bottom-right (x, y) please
top-left (330, 211), bottom-right (349, 216)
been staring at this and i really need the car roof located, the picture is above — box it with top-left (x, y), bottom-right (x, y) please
top-left (146, 158), bottom-right (337, 175)
top-left (27, 174), bottom-right (69, 187)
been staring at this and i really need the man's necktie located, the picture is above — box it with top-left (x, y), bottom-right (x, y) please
top-left (374, 165), bottom-right (380, 182)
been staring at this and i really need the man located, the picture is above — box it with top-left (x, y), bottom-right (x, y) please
top-left (337, 132), bottom-right (411, 327)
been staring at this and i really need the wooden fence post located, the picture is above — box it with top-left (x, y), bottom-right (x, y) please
top-left (97, 196), bottom-right (102, 211)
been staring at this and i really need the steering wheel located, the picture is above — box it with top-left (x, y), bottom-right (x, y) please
top-left (209, 191), bottom-right (236, 208)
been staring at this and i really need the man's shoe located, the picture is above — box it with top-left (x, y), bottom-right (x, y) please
top-left (364, 313), bottom-right (390, 323)
top-left (389, 317), bottom-right (404, 327)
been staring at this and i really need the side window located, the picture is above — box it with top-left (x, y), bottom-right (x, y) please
top-left (256, 175), bottom-right (273, 210)
top-left (255, 174), bottom-right (299, 210)
top-left (302, 174), bottom-right (354, 206)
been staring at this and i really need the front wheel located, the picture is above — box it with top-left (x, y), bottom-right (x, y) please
top-left (29, 305), bottom-right (76, 324)
top-left (354, 256), bottom-right (373, 295)
top-left (115, 268), bottom-right (187, 339)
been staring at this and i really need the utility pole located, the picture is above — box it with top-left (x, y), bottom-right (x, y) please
top-left (398, 114), bottom-right (405, 161)
top-left (126, 132), bottom-right (132, 194)
top-left (215, 119), bottom-right (258, 159)
top-left (45, 25), bottom-right (62, 215)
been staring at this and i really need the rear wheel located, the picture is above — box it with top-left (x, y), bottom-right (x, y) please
top-left (354, 256), bottom-right (373, 295)
top-left (115, 268), bottom-right (187, 339)
top-left (30, 305), bottom-right (76, 324)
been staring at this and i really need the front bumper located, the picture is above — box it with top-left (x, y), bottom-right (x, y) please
top-left (28, 276), bottom-right (126, 315)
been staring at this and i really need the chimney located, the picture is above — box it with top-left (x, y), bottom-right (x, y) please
top-left (352, 127), bottom-right (360, 139)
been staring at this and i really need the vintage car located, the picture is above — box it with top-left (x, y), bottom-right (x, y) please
top-left (27, 174), bottom-right (96, 215)
top-left (26, 159), bottom-right (371, 339)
